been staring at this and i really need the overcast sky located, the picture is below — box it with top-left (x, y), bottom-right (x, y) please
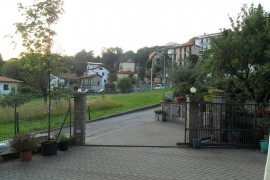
top-left (0, 0), bottom-right (269, 60)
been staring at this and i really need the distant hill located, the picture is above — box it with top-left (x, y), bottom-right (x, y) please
top-left (163, 42), bottom-right (179, 46)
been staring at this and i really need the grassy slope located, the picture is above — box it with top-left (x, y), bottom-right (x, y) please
top-left (87, 89), bottom-right (165, 119)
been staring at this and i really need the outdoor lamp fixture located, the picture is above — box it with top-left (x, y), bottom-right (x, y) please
top-left (190, 87), bottom-right (196, 95)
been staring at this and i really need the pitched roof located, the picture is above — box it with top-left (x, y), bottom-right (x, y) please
top-left (80, 74), bottom-right (102, 79)
top-left (174, 42), bottom-right (194, 48)
top-left (117, 70), bottom-right (134, 74)
top-left (59, 73), bottom-right (79, 80)
top-left (0, 76), bottom-right (23, 83)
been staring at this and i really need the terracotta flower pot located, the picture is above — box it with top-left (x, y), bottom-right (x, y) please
top-left (20, 151), bottom-right (32, 161)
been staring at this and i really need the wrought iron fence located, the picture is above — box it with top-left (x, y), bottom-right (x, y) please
top-left (0, 100), bottom-right (72, 142)
top-left (185, 102), bottom-right (266, 147)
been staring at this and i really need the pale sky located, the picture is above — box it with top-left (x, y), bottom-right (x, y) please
top-left (0, 0), bottom-right (269, 60)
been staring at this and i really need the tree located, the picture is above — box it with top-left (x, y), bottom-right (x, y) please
top-left (101, 47), bottom-right (123, 82)
top-left (118, 50), bottom-right (136, 62)
top-left (117, 77), bottom-right (132, 93)
top-left (15, 0), bottom-right (64, 142)
top-left (73, 49), bottom-right (96, 76)
top-left (20, 53), bottom-right (50, 100)
top-left (101, 47), bottom-right (123, 67)
top-left (1, 58), bottom-right (23, 80)
top-left (0, 53), bottom-right (5, 75)
top-left (15, 0), bottom-right (64, 101)
top-left (203, 4), bottom-right (270, 102)
top-left (15, 0), bottom-right (64, 54)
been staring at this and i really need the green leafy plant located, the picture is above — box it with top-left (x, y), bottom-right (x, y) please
top-left (57, 133), bottom-right (70, 143)
top-left (10, 133), bottom-right (38, 152)
top-left (154, 109), bottom-right (162, 114)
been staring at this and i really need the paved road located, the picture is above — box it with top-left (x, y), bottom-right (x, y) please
top-left (0, 108), bottom-right (267, 180)
top-left (85, 108), bottom-right (185, 146)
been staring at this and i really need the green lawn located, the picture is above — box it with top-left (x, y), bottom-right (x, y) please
top-left (87, 89), bottom-right (165, 119)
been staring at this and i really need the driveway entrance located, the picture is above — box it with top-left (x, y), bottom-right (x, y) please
top-left (84, 108), bottom-right (185, 146)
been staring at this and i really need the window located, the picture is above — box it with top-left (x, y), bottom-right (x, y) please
top-left (104, 80), bottom-right (106, 83)
top-left (102, 72), bottom-right (104, 76)
top-left (3, 84), bottom-right (9, 91)
top-left (98, 81), bottom-right (100, 86)
top-left (99, 68), bottom-right (103, 70)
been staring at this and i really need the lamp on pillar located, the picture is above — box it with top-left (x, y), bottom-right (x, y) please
top-left (190, 87), bottom-right (197, 95)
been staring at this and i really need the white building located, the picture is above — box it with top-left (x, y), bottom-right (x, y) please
top-left (0, 76), bottom-right (22, 95)
top-left (84, 62), bottom-right (109, 91)
top-left (194, 32), bottom-right (221, 56)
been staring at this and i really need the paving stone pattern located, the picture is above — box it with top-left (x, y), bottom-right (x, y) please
top-left (0, 146), bottom-right (266, 180)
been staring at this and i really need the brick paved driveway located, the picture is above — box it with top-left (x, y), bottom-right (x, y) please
top-left (0, 146), bottom-right (266, 180)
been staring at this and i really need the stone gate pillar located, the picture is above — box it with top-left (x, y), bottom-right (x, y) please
top-left (186, 95), bottom-right (200, 144)
top-left (73, 93), bottom-right (86, 145)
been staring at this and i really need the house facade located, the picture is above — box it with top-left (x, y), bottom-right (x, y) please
top-left (84, 62), bottom-right (109, 91)
top-left (174, 42), bottom-right (200, 66)
top-left (0, 76), bottom-right (22, 95)
top-left (193, 32), bottom-right (221, 56)
top-left (80, 74), bottom-right (102, 92)
top-left (50, 73), bottom-right (79, 90)
top-left (117, 59), bottom-right (136, 79)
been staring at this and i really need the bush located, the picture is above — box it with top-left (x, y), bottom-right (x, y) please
top-left (104, 82), bottom-right (116, 93)
top-left (10, 133), bottom-right (38, 152)
top-left (173, 82), bottom-right (191, 97)
top-left (154, 109), bottom-right (162, 114)
top-left (117, 77), bottom-right (132, 93)
top-left (57, 133), bottom-right (70, 143)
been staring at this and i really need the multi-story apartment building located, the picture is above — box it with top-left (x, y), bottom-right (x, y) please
top-left (174, 42), bottom-right (200, 66)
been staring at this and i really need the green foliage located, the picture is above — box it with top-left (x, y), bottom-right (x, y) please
top-left (73, 50), bottom-right (95, 76)
top-left (186, 54), bottom-right (199, 68)
top-left (203, 89), bottom-right (224, 102)
top-left (104, 82), bottom-right (116, 93)
top-left (203, 4), bottom-right (270, 102)
top-left (57, 133), bottom-right (70, 143)
top-left (173, 82), bottom-right (192, 96)
top-left (15, 0), bottom-right (64, 54)
top-left (154, 109), bottom-right (162, 114)
top-left (0, 93), bottom-right (31, 107)
top-left (1, 58), bottom-right (23, 80)
top-left (11, 133), bottom-right (38, 152)
top-left (171, 66), bottom-right (196, 86)
top-left (117, 77), bottom-right (132, 93)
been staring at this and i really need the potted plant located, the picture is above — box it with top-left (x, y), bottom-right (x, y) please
top-left (10, 133), bottom-right (38, 161)
top-left (154, 109), bottom-right (163, 121)
top-left (57, 133), bottom-right (70, 151)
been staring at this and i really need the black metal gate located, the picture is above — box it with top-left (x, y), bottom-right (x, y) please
top-left (183, 102), bottom-right (264, 148)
